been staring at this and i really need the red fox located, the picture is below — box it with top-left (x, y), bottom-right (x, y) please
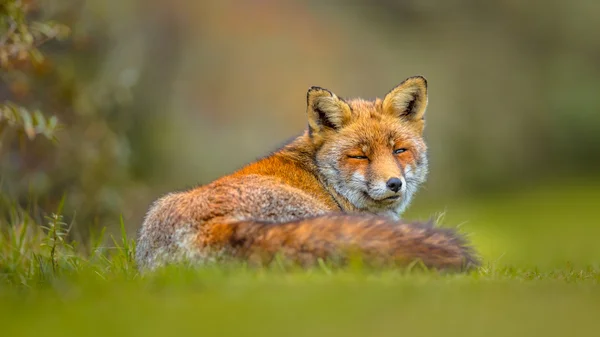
top-left (136, 76), bottom-right (479, 271)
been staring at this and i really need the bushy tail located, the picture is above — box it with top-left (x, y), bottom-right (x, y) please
top-left (207, 214), bottom-right (479, 271)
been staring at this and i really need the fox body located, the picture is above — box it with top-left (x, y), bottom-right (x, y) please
top-left (136, 76), bottom-right (478, 271)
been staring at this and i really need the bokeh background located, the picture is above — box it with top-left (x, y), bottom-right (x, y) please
top-left (2, 0), bottom-right (599, 268)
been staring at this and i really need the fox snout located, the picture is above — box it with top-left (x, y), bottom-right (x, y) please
top-left (363, 153), bottom-right (407, 201)
top-left (365, 174), bottom-right (406, 201)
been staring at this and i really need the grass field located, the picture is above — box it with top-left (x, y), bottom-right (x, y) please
top-left (1, 181), bottom-right (599, 337)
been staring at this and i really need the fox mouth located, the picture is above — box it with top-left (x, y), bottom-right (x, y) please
top-left (383, 195), bottom-right (400, 201)
top-left (362, 192), bottom-right (400, 203)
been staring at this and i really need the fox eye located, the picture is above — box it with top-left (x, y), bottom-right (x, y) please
top-left (394, 148), bottom-right (407, 154)
top-left (348, 155), bottom-right (368, 160)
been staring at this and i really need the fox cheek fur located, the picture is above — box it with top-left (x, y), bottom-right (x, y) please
top-left (316, 144), bottom-right (427, 218)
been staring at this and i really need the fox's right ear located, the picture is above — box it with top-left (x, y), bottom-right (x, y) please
top-left (306, 86), bottom-right (352, 135)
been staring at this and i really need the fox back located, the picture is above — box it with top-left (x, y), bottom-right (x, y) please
top-left (136, 76), bottom-right (479, 271)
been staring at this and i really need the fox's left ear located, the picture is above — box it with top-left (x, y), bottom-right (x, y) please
top-left (382, 76), bottom-right (428, 123)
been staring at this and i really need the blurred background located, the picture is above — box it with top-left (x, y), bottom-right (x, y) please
top-left (1, 0), bottom-right (599, 267)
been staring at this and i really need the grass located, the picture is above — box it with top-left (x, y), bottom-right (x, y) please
top-left (1, 181), bottom-right (599, 337)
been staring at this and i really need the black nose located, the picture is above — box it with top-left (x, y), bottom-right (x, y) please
top-left (386, 177), bottom-right (402, 193)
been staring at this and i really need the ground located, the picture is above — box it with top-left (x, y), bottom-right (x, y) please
top-left (1, 181), bottom-right (599, 337)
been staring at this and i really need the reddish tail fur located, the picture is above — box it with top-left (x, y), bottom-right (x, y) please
top-left (207, 215), bottom-right (478, 271)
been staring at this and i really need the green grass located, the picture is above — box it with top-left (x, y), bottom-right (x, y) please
top-left (1, 182), bottom-right (599, 337)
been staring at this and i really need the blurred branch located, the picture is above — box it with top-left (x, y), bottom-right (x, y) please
top-left (0, 101), bottom-right (59, 142)
top-left (0, 18), bottom-right (17, 46)
top-left (0, 0), bottom-right (69, 140)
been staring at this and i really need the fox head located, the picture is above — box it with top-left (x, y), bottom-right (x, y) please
top-left (307, 76), bottom-right (429, 219)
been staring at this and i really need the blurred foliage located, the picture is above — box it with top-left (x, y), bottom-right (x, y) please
top-left (0, 0), bottom-right (67, 140)
top-left (0, 0), bottom-right (149, 237)
top-left (0, 101), bottom-right (59, 140)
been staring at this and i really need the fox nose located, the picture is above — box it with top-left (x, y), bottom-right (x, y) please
top-left (386, 177), bottom-right (402, 193)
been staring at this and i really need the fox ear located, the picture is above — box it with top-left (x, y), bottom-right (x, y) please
top-left (382, 76), bottom-right (428, 122)
top-left (306, 86), bottom-right (352, 134)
